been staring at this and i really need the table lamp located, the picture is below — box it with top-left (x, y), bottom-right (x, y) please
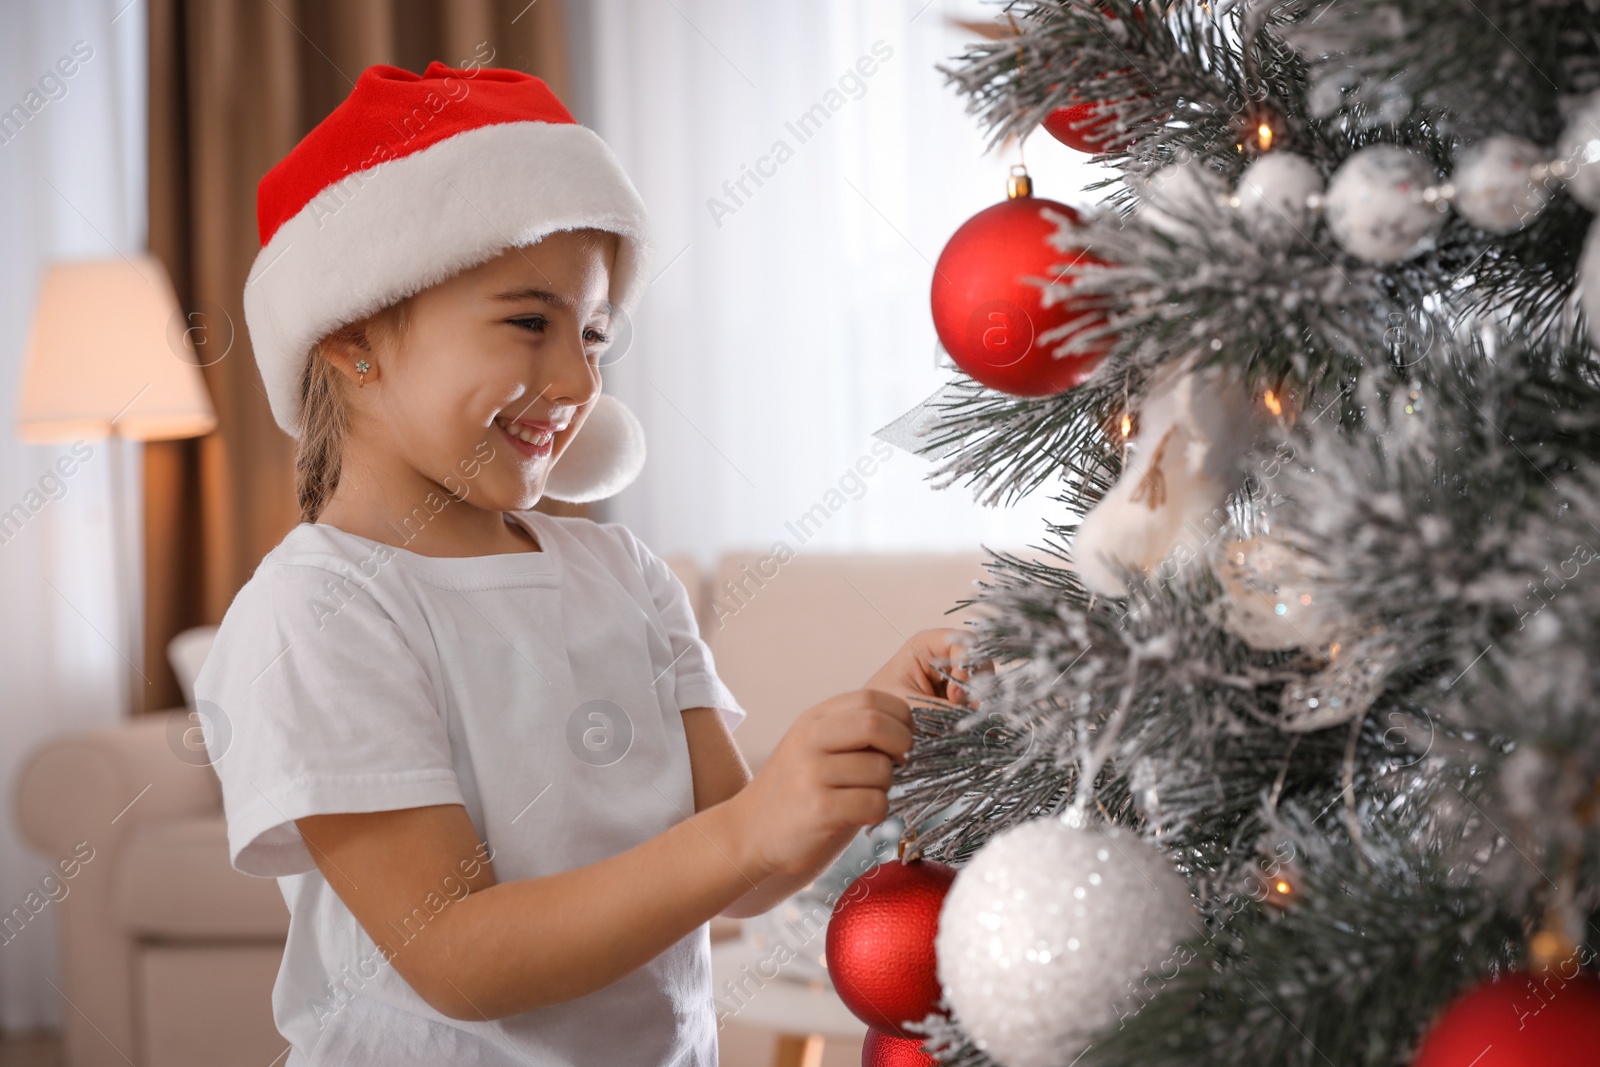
top-left (16, 255), bottom-right (218, 716)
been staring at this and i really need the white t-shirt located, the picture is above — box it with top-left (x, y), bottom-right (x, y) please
top-left (193, 508), bottom-right (747, 1066)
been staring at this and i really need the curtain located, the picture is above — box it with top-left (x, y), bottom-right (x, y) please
top-left (141, 0), bottom-right (575, 715)
top-left (0, 0), bottom-right (148, 1031)
top-left (571, 0), bottom-right (1110, 565)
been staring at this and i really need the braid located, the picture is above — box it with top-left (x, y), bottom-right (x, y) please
top-left (295, 342), bottom-right (349, 525)
top-left (293, 299), bottom-right (409, 525)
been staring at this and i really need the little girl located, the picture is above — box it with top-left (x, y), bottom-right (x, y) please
top-left (194, 62), bottom-right (980, 1066)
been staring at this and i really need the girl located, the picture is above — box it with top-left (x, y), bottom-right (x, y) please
top-left (195, 62), bottom-right (982, 1066)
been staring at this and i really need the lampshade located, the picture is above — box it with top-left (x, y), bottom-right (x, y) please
top-left (17, 255), bottom-right (217, 443)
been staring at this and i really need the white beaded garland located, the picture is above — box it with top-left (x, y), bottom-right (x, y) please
top-left (935, 817), bottom-right (1198, 1067)
top-left (1556, 90), bottom-right (1600, 212)
top-left (1323, 144), bottom-right (1445, 263)
top-left (1452, 135), bottom-right (1552, 234)
top-left (1232, 152), bottom-right (1323, 246)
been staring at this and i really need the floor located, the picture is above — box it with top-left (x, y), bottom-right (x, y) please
top-left (0, 1034), bottom-right (63, 1067)
top-left (0, 1026), bottom-right (863, 1067)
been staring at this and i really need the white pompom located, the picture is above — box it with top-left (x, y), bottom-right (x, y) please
top-left (1580, 216), bottom-right (1600, 351)
top-left (1324, 144), bottom-right (1445, 263)
top-left (542, 393), bottom-right (646, 503)
top-left (1233, 152), bottom-right (1323, 246)
top-left (936, 818), bottom-right (1198, 1067)
top-left (1137, 162), bottom-right (1229, 237)
top-left (1452, 135), bottom-right (1552, 234)
top-left (1557, 90), bottom-right (1600, 211)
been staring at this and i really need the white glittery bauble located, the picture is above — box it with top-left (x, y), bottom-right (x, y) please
top-left (1557, 90), bottom-right (1600, 211)
top-left (935, 819), bottom-right (1197, 1067)
top-left (1580, 216), bottom-right (1600, 350)
top-left (1452, 135), bottom-right (1552, 234)
top-left (1137, 162), bottom-right (1229, 237)
top-left (1233, 152), bottom-right (1323, 246)
top-left (1324, 144), bottom-right (1444, 263)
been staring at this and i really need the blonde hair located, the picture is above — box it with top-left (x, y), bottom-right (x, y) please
top-left (295, 300), bottom-right (409, 524)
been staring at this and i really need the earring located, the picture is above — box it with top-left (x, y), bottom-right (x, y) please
top-left (354, 358), bottom-right (370, 388)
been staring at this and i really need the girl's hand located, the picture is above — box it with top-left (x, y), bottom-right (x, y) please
top-left (865, 627), bottom-right (993, 708)
top-left (725, 688), bottom-right (912, 880)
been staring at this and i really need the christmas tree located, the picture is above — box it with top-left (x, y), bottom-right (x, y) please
top-left (834, 2), bottom-right (1600, 1064)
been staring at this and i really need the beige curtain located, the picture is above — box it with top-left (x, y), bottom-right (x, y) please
top-left (142, 0), bottom-right (580, 713)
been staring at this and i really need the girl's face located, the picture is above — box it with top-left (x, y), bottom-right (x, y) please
top-left (351, 229), bottom-right (619, 513)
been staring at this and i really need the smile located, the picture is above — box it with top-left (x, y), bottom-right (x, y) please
top-left (494, 417), bottom-right (556, 458)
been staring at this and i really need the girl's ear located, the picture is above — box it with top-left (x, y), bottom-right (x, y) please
top-left (319, 322), bottom-right (379, 386)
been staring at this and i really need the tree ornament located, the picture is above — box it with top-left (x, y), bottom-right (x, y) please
top-left (1233, 152), bottom-right (1323, 246)
top-left (1451, 135), bottom-right (1552, 234)
top-left (1040, 6), bottom-right (1156, 154)
top-left (1073, 365), bottom-right (1259, 597)
top-left (1216, 536), bottom-right (1338, 652)
top-left (1138, 161), bottom-right (1230, 238)
top-left (1555, 89), bottom-right (1600, 212)
top-left (862, 1029), bottom-right (940, 1067)
top-left (1324, 144), bottom-right (1445, 263)
top-left (930, 167), bottom-right (1113, 396)
top-left (1043, 94), bottom-right (1138, 154)
top-left (824, 835), bottom-right (956, 1039)
top-left (936, 816), bottom-right (1197, 1067)
top-left (1411, 971), bottom-right (1600, 1067)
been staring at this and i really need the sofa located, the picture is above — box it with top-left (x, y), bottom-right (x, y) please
top-left (15, 547), bottom-right (998, 1067)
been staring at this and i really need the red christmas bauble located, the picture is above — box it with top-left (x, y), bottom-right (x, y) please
top-left (1041, 5), bottom-right (1155, 153)
top-left (862, 1027), bottom-right (940, 1067)
top-left (825, 857), bottom-right (956, 1039)
top-left (930, 192), bottom-right (1112, 397)
top-left (1412, 971), bottom-right (1600, 1067)
top-left (1044, 95), bottom-right (1137, 154)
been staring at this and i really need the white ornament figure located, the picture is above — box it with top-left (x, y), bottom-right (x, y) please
top-left (936, 817), bottom-right (1198, 1067)
top-left (1073, 365), bottom-right (1259, 597)
top-left (1556, 90), bottom-right (1600, 212)
top-left (542, 394), bottom-right (647, 503)
top-left (1233, 152), bottom-right (1323, 246)
top-left (1324, 144), bottom-right (1445, 263)
top-left (1137, 161), bottom-right (1230, 238)
top-left (1451, 135), bottom-right (1552, 234)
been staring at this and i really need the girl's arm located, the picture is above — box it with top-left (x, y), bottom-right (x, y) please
top-left (295, 686), bottom-right (912, 1022)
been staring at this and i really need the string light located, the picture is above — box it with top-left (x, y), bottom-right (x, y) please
top-left (1120, 413), bottom-right (1133, 437)
top-left (1257, 123), bottom-right (1274, 151)
top-left (1263, 389), bottom-right (1282, 416)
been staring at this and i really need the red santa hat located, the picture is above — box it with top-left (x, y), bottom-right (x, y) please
top-left (243, 61), bottom-right (650, 503)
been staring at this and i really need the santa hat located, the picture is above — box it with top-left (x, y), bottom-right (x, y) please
top-left (243, 61), bottom-right (650, 503)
